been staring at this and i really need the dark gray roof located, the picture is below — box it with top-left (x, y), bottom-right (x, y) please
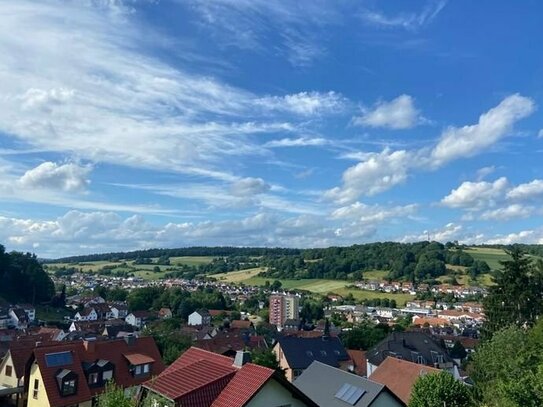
top-left (277, 336), bottom-right (349, 369)
top-left (367, 332), bottom-right (454, 368)
top-left (294, 361), bottom-right (404, 407)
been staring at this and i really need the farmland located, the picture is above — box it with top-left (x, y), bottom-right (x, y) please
top-left (217, 269), bottom-right (414, 305)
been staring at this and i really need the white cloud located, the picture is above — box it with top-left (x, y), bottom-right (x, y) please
top-left (359, 0), bottom-right (447, 30)
top-left (485, 230), bottom-right (538, 245)
top-left (18, 162), bottom-right (91, 192)
top-left (0, 1), bottom-right (340, 186)
top-left (325, 148), bottom-right (413, 203)
top-left (430, 94), bottom-right (535, 167)
top-left (440, 177), bottom-right (509, 209)
top-left (332, 201), bottom-right (417, 223)
top-left (400, 222), bottom-right (464, 243)
top-left (257, 91), bottom-right (345, 116)
top-left (230, 177), bottom-right (270, 197)
top-left (329, 95), bottom-right (535, 203)
top-left (506, 179), bottom-right (543, 201)
top-left (264, 137), bottom-right (328, 148)
top-left (353, 95), bottom-right (423, 129)
top-left (480, 204), bottom-right (534, 221)
top-left (475, 166), bottom-right (496, 181)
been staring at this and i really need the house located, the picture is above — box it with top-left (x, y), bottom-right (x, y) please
top-left (125, 311), bottom-right (154, 329)
top-left (0, 340), bottom-right (55, 407)
top-left (188, 309), bottom-right (211, 326)
top-left (346, 349), bottom-right (367, 376)
top-left (36, 327), bottom-right (67, 342)
top-left (9, 309), bottom-right (29, 329)
top-left (91, 303), bottom-right (113, 320)
top-left (25, 336), bottom-right (164, 407)
top-left (0, 308), bottom-right (12, 329)
top-left (294, 361), bottom-right (405, 407)
top-left (369, 357), bottom-right (441, 405)
top-left (141, 347), bottom-right (317, 407)
top-left (102, 324), bottom-right (136, 339)
top-left (74, 308), bottom-right (98, 322)
top-left (109, 304), bottom-right (128, 320)
top-left (273, 336), bottom-right (351, 382)
top-left (158, 308), bottom-right (173, 319)
top-left (366, 332), bottom-right (455, 377)
top-left (18, 305), bottom-right (36, 322)
top-left (230, 320), bottom-right (252, 330)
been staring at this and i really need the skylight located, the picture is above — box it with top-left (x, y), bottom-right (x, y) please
top-left (45, 352), bottom-right (73, 367)
top-left (334, 383), bottom-right (366, 405)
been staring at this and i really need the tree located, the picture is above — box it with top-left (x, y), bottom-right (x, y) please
top-left (468, 323), bottom-right (543, 406)
top-left (97, 382), bottom-right (136, 407)
top-left (342, 322), bottom-right (389, 350)
top-left (251, 349), bottom-right (282, 373)
top-left (482, 247), bottom-right (543, 338)
top-left (409, 372), bottom-right (474, 407)
top-left (449, 341), bottom-right (467, 360)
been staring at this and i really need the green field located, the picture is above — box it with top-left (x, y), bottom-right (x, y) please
top-left (230, 275), bottom-right (413, 306)
top-left (217, 267), bottom-right (267, 283)
top-left (46, 256), bottom-right (214, 279)
top-left (466, 247), bottom-right (512, 270)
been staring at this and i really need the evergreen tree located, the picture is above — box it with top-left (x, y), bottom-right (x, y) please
top-left (482, 247), bottom-right (543, 338)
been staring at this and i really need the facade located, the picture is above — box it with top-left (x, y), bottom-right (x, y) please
top-left (187, 309), bottom-right (211, 326)
top-left (269, 294), bottom-right (299, 327)
top-left (142, 347), bottom-right (317, 407)
top-left (74, 308), bottom-right (98, 322)
top-left (295, 361), bottom-right (405, 407)
top-left (25, 336), bottom-right (164, 407)
top-left (273, 336), bottom-right (352, 382)
top-left (110, 304), bottom-right (128, 319)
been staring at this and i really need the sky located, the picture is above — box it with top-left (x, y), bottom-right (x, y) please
top-left (1, 0), bottom-right (543, 258)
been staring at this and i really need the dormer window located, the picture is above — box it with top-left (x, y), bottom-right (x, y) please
top-left (56, 369), bottom-right (77, 397)
top-left (62, 379), bottom-right (76, 396)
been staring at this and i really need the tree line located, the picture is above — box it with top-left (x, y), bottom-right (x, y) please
top-left (0, 244), bottom-right (55, 304)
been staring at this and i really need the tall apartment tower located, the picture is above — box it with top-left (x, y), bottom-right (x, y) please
top-left (269, 294), bottom-right (299, 327)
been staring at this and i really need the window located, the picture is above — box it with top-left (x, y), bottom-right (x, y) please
top-left (417, 355), bottom-right (425, 364)
top-left (320, 350), bottom-right (327, 357)
top-left (102, 370), bottom-right (113, 381)
top-left (33, 379), bottom-right (39, 399)
top-left (62, 379), bottom-right (77, 396)
top-left (306, 351), bottom-right (313, 357)
top-left (88, 372), bottom-right (99, 385)
top-left (135, 365), bottom-right (142, 375)
top-left (143, 364), bottom-right (150, 374)
top-left (5, 365), bottom-right (12, 377)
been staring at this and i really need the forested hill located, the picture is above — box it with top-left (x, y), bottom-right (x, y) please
top-left (47, 241), bottom-right (506, 282)
top-left (49, 246), bottom-right (301, 263)
top-left (0, 244), bottom-right (55, 304)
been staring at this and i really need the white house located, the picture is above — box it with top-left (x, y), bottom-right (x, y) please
top-left (110, 304), bottom-right (128, 319)
top-left (19, 304), bottom-right (36, 322)
top-left (9, 308), bottom-right (28, 329)
top-left (188, 309), bottom-right (211, 326)
top-left (74, 307), bottom-right (98, 321)
top-left (125, 311), bottom-right (153, 328)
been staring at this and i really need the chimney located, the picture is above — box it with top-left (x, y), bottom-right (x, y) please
top-left (233, 350), bottom-right (251, 368)
top-left (83, 338), bottom-right (96, 352)
top-left (124, 334), bottom-right (136, 346)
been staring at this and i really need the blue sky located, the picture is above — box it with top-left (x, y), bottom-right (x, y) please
top-left (1, 0), bottom-right (543, 257)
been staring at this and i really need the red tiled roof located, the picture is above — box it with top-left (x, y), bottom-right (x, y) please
top-left (124, 353), bottom-right (156, 365)
top-left (32, 337), bottom-right (164, 407)
top-left (163, 346), bottom-right (233, 376)
top-left (145, 359), bottom-right (236, 401)
top-left (370, 356), bottom-right (440, 404)
top-left (211, 363), bottom-right (274, 407)
top-left (231, 320), bottom-right (251, 329)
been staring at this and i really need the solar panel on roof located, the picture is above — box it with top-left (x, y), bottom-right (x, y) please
top-left (45, 352), bottom-right (73, 367)
top-left (334, 383), bottom-right (366, 405)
